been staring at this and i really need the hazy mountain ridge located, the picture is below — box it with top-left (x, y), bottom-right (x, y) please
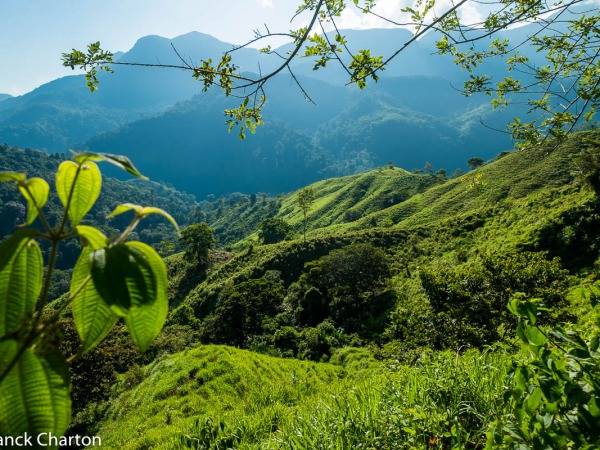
top-left (0, 28), bottom-right (530, 196)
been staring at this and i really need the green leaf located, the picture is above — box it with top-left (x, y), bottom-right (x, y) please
top-left (90, 244), bottom-right (156, 318)
top-left (71, 151), bottom-right (148, 180)
top-left (524, 387), bottom-right (543, 414)
top-left (539, 377), bottom-right (562, 403)
top-left (523, 325), bottom-right (546, 346)
top-left (590, 333), bottom-right (599, 352)
top-left (108, 203), bottom-right (179, 234)
top-left (74, 225), bottom-right (108, 250)
top-left (0, 172), bottom-right (26, 182)
top-left (18, 177), bottom-right (50, 225)
top-left (56, 160), bottom-right (102, 226)
top-left (588, 396), bottom-right (600, 418)
top-left (0, 230), bottom-right (43, 337)
top-left (0, 341), bottom-right (71, 445)
top-left (124, 242), bottom-right (168, 352)
top-left (71, 247), bottom-right (118, 355)
top-left (107, 203), bottom-right (143, 218)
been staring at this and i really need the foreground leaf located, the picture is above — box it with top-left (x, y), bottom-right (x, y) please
top-left (74, 225), bottom-right (108, 249)
top-left (71, 247), bottom-right (118, 355)
top-left (0, 230), bottom-right (43, 337)
top-left (18, 177), bottom-right (50, 225)
top-left (0, 341), bottom-right (71, 447)
top-left (71, 151), bottom-right (148, 180)
top-left (0, 172), bottom-right (26, 183)
top-left (56, 160), bottom-right (102, 226)
top-left (90, 244), bottom-right (156, 317)
top-left (124, 242), bottom-right (168, 352)
top-left (108, 203), bottom-right (179, 234)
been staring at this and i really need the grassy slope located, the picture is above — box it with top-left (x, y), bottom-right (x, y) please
top-left (209, 167), bottom-right (439, 245)
top-left (182, 131), bottom-right (595, 309)
top-left (94, 346), bottom-right (511, 449)
top-left (93, 345), bottom-right (349, 449)
top-left (212, 130), bottom-right (591, 250)
top-left (94, 132), bottom-right (598, 448)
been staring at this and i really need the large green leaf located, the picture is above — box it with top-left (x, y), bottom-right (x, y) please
top-left (56, 160), bottom-right (101, 226)
top-left (90, 244), bottom-right (156, 317)
top-left (0, 341), bottom-right (70, 447)
top-left (18, 177), bottom-right (50, 226)
top-left (71, 151), bottom-right (148, 180)
top-left (108, 203), bottom-right (179, 234)
top-left (124, 242), bottom-right (168, 352)
top-left (0, 172), bottom-right (26, 183)
top-left (74, 225), bottom-right (108, 249)
top-left (71, 246), bottom-right (118, 355)
top-left (0, 231), bottom-right (43, 337)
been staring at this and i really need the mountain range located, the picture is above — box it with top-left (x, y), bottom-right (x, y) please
top-left (0, 28), bottom-right (529, 198)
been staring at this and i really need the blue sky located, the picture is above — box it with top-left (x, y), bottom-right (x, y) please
top-left (0, 0), bottom-right (304, 95)
top-left (0, 0), bottom-right (489, 96)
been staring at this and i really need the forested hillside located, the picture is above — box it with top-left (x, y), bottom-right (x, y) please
top-left (47, 130), bottom-right (600, 448)
top-left (0, 144), bottom-right (200, 270)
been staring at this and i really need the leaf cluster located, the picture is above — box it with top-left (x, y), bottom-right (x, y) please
top-left (0, 151), bottom-right (177, 440)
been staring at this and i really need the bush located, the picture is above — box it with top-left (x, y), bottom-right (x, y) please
top-left (258, 218), bottom-right (292, 244)
top-left (417, 252), bottom-right (570, 349)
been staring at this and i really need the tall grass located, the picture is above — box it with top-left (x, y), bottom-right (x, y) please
top-left (172, 348), bottom-right (510, 449)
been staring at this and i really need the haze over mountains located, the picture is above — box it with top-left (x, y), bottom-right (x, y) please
top-left (0, 28), bottom-right (524, 198)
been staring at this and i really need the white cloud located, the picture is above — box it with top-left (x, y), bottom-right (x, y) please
top-left (259, 0), bottom-right (273, 8)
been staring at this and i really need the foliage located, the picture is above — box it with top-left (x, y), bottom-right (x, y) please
top-left (0, 152), bottom-right (176, 441)
top-left (416, 252), bottom-right (569, 349)
top-left (258, 218), bottom-right (292, 244)
top-left (487, 283), bottom-right (600, 449)
top-left (298, 243), bottom-right (395, 336)
top-left (573, 138), bottom-right (600, 196)
top-left (467, 157), bottom-right (485, 170)
top-left (200, 277), bottom-right (285, 347)
top-left (297, 186), bottom-right (315, 243)
top-left (180, 222), bottom-right (216, 264)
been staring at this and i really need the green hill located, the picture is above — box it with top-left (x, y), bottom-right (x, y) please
top-left (90, 345), bottom-right (510, 449)
top-left (0, 143), bottom-right (200, 275)
top-left (206, 131), bottom-right (596, 265)
top-left (57, 131), bottom-right (600, 448)
top-left (166, 131), bottom-right (598, 355)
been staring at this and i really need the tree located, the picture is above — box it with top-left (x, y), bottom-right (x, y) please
top-left (179, 222), bottom-right (216, 263)
top-left (574, 138), bottom-right (600, 196)
top-left (258, 218), bottom-right (292, 244)
top-left (467, 157), bottom-right (484, 170)
top-left (64, 1), bottom-right (600, 147)
top-left (301, 243), bottom-right (394, 335)
top-left (297, 187), bottom-right (315, 243)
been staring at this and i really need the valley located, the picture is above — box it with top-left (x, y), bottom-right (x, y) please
top-left (1, 11), bottom-right (600, 448)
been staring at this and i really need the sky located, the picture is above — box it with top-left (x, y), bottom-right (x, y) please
top-left (0, 0), bottom-right (492, 96)
top-left (0, 0), bottom-right (385, 96)
top-left (0, 0), bottom-right (299, 96)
